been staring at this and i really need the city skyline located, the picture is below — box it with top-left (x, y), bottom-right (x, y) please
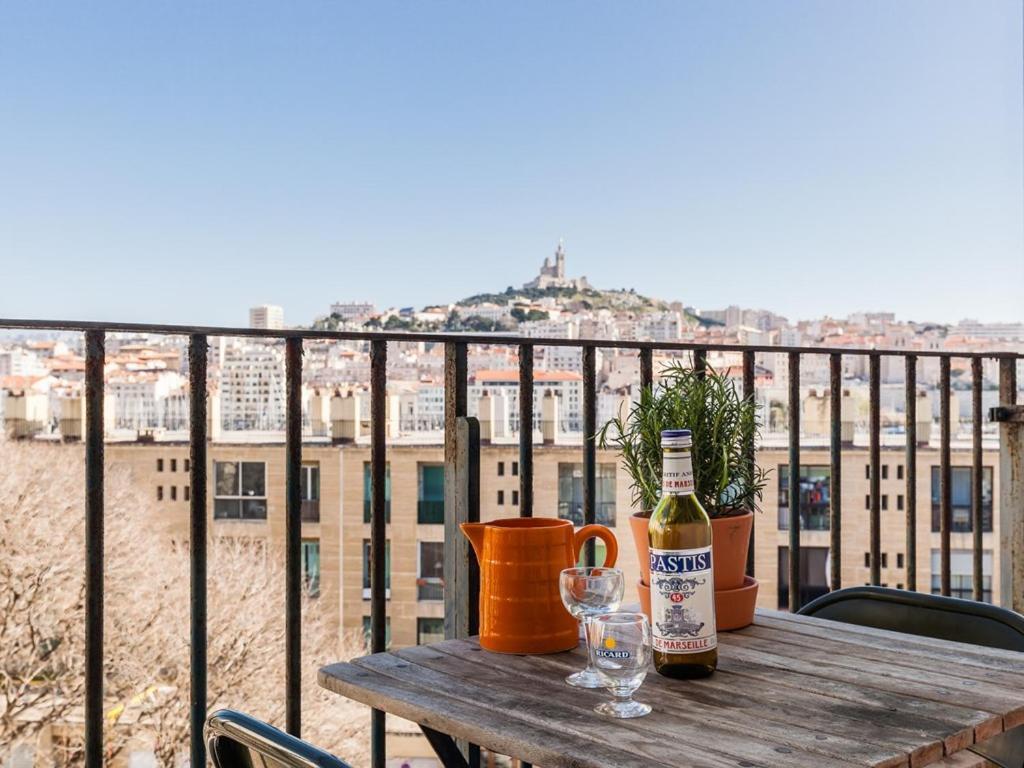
top-left (1, 1), bottom-right (1021, 326)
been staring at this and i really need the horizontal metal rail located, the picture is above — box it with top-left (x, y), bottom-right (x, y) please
top-left (3, 317), bottom-right (1020, 765)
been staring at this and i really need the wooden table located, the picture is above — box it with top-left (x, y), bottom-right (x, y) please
top-left (319, 609), bottom-right (1024, 768)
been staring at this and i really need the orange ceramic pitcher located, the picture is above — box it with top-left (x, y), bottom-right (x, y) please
top-left (461, 518), bottom-right (618, 654)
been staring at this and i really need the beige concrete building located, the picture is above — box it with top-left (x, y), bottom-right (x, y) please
top-left (106, 438), bottom-right (1000, 653)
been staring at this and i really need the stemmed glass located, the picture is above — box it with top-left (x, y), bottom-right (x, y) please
top-left (589, 612), bottom-right (652, 718)
top-left (559, 566), bottom-right (624, 688)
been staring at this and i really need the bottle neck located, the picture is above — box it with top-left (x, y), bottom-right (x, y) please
top-left (661, 447), bottom-right (695, 496)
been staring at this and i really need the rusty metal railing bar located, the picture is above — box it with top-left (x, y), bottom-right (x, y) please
top-left (582, 346), bottom-right (597, 566)
top-left (2, 317), bottom-right (1020, 360)
top-left (971, 358), bottom-right (984, 602)
top-left (369, 340), bottom-right (388, 767)
top-left (905, 355), bottom-right (918, 592)
top-left (84, 330), bottom-right (105, 768)
top-left (940, 357), bottom-right (952, 596)
top-left (742, 350), bottom-right (756, 578)
top-left (519, 344), bottom-right (534, 519)
top-left (285, 338), bottom-right (303, 735)
top-left (188, 334), bottom-right (208, 767)
top-left (829, 353), bottom-right (842, 591)
top-left (869, 354), bottom-right (881, 586)
top-left (788, 351), bottom-right (801, 611)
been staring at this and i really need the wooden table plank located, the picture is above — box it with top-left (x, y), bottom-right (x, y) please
top-left (409, 642), bottom-right (870, 768)
top-left (319, 611), bottom-right (1024, 768)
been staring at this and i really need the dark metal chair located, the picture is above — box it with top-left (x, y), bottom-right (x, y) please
top-left (798, 586), bottom-right (1024, 768)
top-left (205, 709), bottom-right (354, 768)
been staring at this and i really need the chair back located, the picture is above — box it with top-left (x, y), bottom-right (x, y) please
top-left (205, 709), bottom-right (353, 768)
top-left (797, 586), bottom-right (1024, 652)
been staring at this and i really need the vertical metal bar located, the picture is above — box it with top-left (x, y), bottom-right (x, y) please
top-left (998, 357), bottom-right (1022, 610)
top-left (971, 358), bottom-right (984, 601)
top-left (742, 350), bottom-right (755, 578)
top-left (285, 337), bottom-right (302, 736)
top-left (869, 354), bottom-right (881, 586)
top-left (940, 356), bottom-right (952, 596)
top-left (84, 330), bottom-right (105, 768)
top-left (188, 334), bottom-right (208, 768)
top-left (829, 353), bottom-right (842, 591)
top-left (443, 341), bottom-right (469, 640)
top-left (370, 339), bottom-right (388, 768)
top-left (905, 355), bottom-right (917, 591)
top-left (519, 343), bottom-right (534, 518)
top-left (788, 351), bottom-right (801, 611)
top-left (694, 348), bottom-right (707, 379)
top-left (582, 346), bottom-right (597, 565)
top-left (640, 347), bottom-right (653, 393)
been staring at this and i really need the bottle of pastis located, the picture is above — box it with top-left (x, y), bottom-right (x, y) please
top-left (649, 429), bottom-right (717, 678)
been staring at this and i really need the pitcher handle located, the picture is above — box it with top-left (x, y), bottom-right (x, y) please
top-left (573, 524), bottom-right (618, 568)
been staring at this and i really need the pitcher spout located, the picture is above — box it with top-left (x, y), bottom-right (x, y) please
top-left (460, 522), bottom-right (486, 560)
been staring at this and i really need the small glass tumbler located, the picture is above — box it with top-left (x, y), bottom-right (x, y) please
top-left (589, 612), bottom-right (652, 718)
top-left (558, 567), bottom-right (624, 688)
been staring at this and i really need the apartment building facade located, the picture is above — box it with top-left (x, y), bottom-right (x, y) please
top-left (106, 439), bottom-right (1001, 654)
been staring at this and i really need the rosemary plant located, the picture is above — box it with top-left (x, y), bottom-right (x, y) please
top-left (598, 362), bottom-right (769, 518)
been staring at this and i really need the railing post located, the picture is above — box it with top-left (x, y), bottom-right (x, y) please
top-left (582, 346), bottom-right (597, 565)
top-left (997, 359), bottom-right (1023, 610)
top-left (971, 358), bottom-right (983, 602)
top-left (518, 343), bottom-right (534, 518)
top-left (940, 357), bottom-right (952, 596)
top-left (829, 353), bottom-right (842, 590)
top-left (743, 350), bottom-right (755, 578)
top-left (905, 355), bottom-right (918, 591)
top-left (444, 341), bottom-right (469, 640)
top-left (445, 417), bottom-right (480, 639)
top-left (188, 334), bottom-right (208, 768)
top-left (84, 330), bottom-right (105, 768)
top-left (869, 354), bottom-right (881, 585)
top-left (787, 351), bottom-right (801, 611)
top-left (369, 339), bottom-right (388, 768)
top-left (285, 337), bottom-right (303, 736)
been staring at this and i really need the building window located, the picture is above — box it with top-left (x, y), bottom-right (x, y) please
top-left (930, 549), bottom-right (992, 603)
top-left (777, 465), bottom-right (830, 531)
top-left (157, 458), bottom-right (164, 472)
top-left (170, 486), bottom-right (177, 501)
top-left (865, 495), bottom-right (870, 510)
top-left (881, 552), bottom-right (888, 568)
top-left (897, 552), bottom-right (904, 569)
top-left (497, 461), bottom-right (505, 476)
top-left (302, 540), bottom-right (320, 597)
top-left (157, 486), bottom-right (163, 501)
top-left (882, 495), bottom-right (888, 511)
top-left (512, 461), bottom-right (519, 476)
top-left (301, 463), bottom-right (320, 522)
top-left (418, 464), bottom-right (445, 524)
top-left (512, 489), bottom-right (520, 506)
top-left (361, 616), bottom-right (391, 650)
top-left (213, 461), bottom-right (267, 520)
top-left (863, 552), bottom-right (870, 568)
top-left (897, 464), bottom-right (904, 480)
top-left (881, 465), bottom-right (888, 480)
top-left (171, 458), bottom-right (178, 472)
top-left (497, 490), bottom-right (505, 505)
top-left (362, 539), bottom-right (391, 599)
top-left (363, 463), bottom-right (391, 523)
top-left (557, 463), bottom-right (616, 526)
top-left (418, 541), bottom-right (444, 601)
top-left (865, 465), bottom-right (870, 480)
top-left (184, 485), bottom-right (190, 502)
top-left (930, 467), bottom-right (993, 532)
top-left (897, 494), bottom-right (904, 511)
top-left (184, 458), bottom-right (191, 472)
top-left (417, 617), bottom-right (444, 646)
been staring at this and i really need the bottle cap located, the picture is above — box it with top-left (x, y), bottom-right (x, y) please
top-left (661, 429), bottom-right (692, 447)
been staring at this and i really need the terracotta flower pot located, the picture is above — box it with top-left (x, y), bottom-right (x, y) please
top-left (638, 576), bottom-right (759, 632)
top-left (631, 509), bottom-right (757, 631)
top-left (629, 509), bottom-right (753, 590)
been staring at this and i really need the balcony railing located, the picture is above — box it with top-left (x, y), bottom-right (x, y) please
top-left (0, 316), bottom-right (1021, 768)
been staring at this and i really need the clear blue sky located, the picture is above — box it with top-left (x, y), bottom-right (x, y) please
top-left (1, 1), bottom-right (1021, 327)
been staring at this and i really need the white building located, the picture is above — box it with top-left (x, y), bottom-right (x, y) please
top-left (330, 302), bottom-right (377, 323)
top-left (468, 369), bottom-right (583, 433)
top-left (219, 343), bottom-right (286, 430)
top-left (108, 370), bottom-right (188, 431)
top-left (249, 305), bottom-right (284, 330)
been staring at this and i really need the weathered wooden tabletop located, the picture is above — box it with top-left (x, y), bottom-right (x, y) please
top-left (318, 609), bottom-right (1024, 768)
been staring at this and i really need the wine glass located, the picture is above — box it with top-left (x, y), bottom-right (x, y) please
top-left (559, 567), bottom-right (624, 688)
top-left (589, 612), bottom-right (652, 718)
